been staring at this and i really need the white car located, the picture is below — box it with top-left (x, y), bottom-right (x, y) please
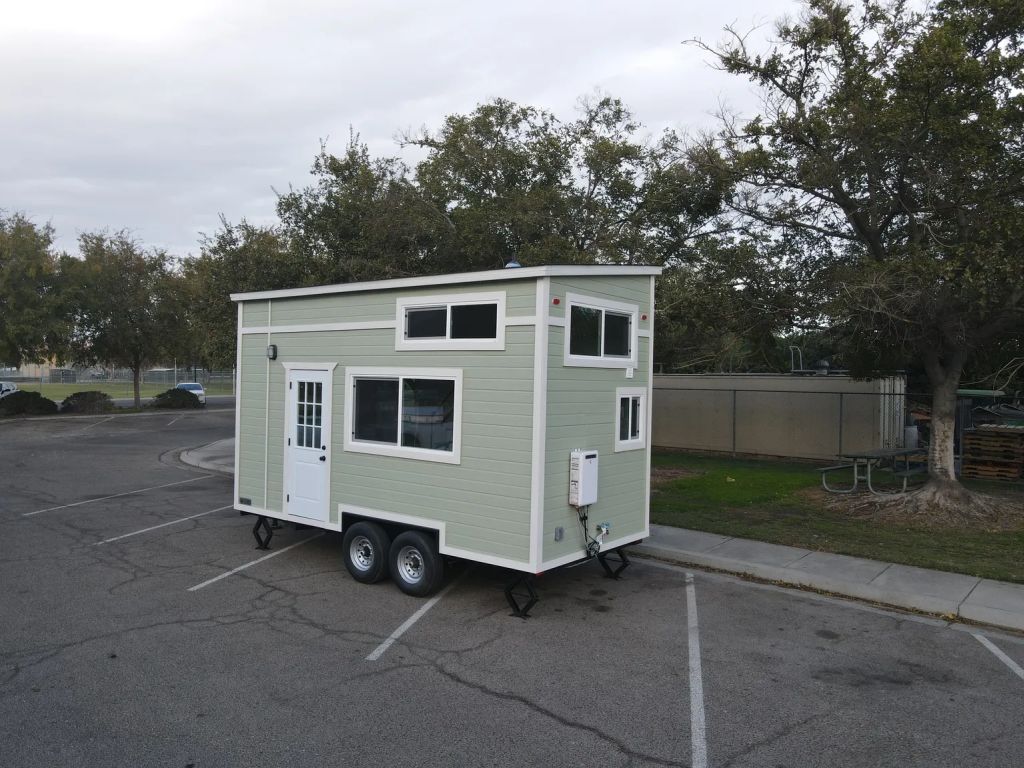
top-left (0, 381), bottom-right (18, 399)
top-left (175, 382), bottom-right (206, 405)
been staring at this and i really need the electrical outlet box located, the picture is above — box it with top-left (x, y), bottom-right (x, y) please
top-left (569, 449), bottom-right (599, 507)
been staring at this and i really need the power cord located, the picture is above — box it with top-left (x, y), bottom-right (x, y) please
top-left (576, 505), bottom-right (602, 558)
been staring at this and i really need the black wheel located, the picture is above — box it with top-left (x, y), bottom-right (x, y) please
top-left (389, 530), bottom-right (444, 597)
top-left (342, 522), bottom-right (391, 583)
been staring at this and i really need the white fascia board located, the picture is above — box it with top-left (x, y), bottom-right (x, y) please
top-left (230, 265), bottom-right (662, 302)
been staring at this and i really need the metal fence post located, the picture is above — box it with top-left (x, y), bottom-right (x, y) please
top-left (732, 389), bottom-right (738, 456)
top-left (838, 392), bottom-right (844, 457)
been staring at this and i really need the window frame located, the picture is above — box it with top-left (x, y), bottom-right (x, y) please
top-left (343, 366), bottom-right (463, 465)
top-left (563, 292), bottom-right (640, 369)
top-left (614, 387), bottom-right (646, 452)
top-left (395, 291), bottom-right (506, 351)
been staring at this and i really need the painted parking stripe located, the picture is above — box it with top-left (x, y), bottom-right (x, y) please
top-left (686, 573), bottom-right (709, 768)
top-left (95, 504), bottom-right (233, 545)
top-left (974, 633), bottom-right (1024, 682)
top-left (22, 475), bottom-right (215, 517)
top-left (366, 574), bottom-right (466, 662)
top-left (187, 533), bottom-right (324, 592)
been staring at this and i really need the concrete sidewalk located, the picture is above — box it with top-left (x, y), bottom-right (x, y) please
top-left (180, 438), bottom-right (1024, 633)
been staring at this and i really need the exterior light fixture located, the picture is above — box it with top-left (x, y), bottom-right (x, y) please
top-left (267, 344), bottom-right (277, 360)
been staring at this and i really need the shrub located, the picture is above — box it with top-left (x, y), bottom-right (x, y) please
top-left (152, 388), bottom-right (202, 409)
top-left (61, 390), bottom-right (115, 414)
top-left (0, 390), bottom-right (59, 417)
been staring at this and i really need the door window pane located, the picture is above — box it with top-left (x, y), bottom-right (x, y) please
top-left (450, 303), bottom-right (498, 339)
top-left (619, 397), bottom-right (630, 441)
top-left (604, 312), bottom-right (631, 357)
top-left (401, 378), bottom-right (455, 451)
top-left (569, 305), bottom-right (601, 357)
top-left (353, 378), bottom-right (399, 443)
top-left (630, 396), bottom-right (641, 439)
top-left (406, 307), bottom-right (447, 339)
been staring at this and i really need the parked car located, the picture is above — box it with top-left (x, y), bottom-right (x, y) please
top-left (0, 381), bottom-right (18, 399)
top-left (174, 382), bottom-right (206, 405)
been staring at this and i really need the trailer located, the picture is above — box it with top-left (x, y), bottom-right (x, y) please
top-left (231, 265), bottom-right (660, 613)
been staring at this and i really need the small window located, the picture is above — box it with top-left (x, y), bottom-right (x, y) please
top-left (406, 307), bottom-right (447, 339)
top-left (396, 292), bottom-right (506, 351)
top-left (615, 388), bottom-right (645, 452)
top-left (565, 293), bottom-right (639, 368)
top-left (345, 367), bottom-right (463, 464)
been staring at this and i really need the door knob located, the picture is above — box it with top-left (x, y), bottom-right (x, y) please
top-left (319, 455), bottom-right (326, 462)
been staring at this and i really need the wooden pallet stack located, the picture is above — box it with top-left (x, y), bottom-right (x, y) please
top-left (962, 425), bottom-right (1024, 481)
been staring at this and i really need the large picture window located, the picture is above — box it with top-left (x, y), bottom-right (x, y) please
top-left (615, 387), bottom-right (646, 452)
top-left (564, 293), bottom-right (639, 368)
top-left (344, 367), bottom-right (463, 464)
top-left (396, 292), bottom-right (506, 351)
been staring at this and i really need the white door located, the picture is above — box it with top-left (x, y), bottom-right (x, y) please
top-left (285, 369), bottom-right (332, 522)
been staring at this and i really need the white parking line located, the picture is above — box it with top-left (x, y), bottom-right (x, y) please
top-left (187, 533), bottom-right (324, 592)
top-left (686, 573), bottom-right (708, 768)
top-left (167, 416), bottom-right (183, 426)
top-left (974, 633), bottom-right (1024, 682)
top-left (366, 574), bottom-right (466, 661)
top-left (95, 504), bottom-right (233, 545)
top-left (22, 475), bottom-right (215, 517)
top-left (74, 416), bottom-right (115, 433)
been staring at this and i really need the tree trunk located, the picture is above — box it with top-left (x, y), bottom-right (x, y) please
top-left (132, 365), bottom-right (141, 409)
top-left (927, 373), bottom-right (959, 484)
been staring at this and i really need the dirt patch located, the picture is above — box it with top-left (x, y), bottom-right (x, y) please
top-left (823, 486), bottom-right (1024, 530)
top-left (650, 466), bottom-right (703, 489)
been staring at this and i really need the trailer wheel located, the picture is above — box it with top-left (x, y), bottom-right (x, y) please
top-left (342, 522), bottom-right (391, 583)
top-left (389, 530), bottom-right (444, 597)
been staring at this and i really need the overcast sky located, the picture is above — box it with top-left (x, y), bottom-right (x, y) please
top-left (1, 0), bottom-right (800, 257)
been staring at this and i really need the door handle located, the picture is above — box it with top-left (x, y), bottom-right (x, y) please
top-left (319, 455), bottom-right (326, 462)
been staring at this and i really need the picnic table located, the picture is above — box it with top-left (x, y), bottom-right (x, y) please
top-left (820, 447), bottom-right (927, 495)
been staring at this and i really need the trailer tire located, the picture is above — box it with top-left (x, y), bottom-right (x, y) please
top-left (342, 522), bottom-right (391, 584)
top-left (389, 530), bottom-right (444, 597)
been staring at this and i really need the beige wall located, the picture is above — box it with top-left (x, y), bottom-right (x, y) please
top-left (652, 374), bottom-right (905, 460)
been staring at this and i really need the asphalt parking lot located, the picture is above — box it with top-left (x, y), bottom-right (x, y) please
top-left (2, 410), bottom-right (1023, 767)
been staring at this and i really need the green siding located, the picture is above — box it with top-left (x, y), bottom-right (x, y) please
top-left (542, 275), bottom-right (652, 564)
top-left (237, 335), bottom-right (270, 507)
top-left (242, 301), bottom-right (269, 326)
top-left (241, 283), bottom-right (537, 565)
top-left (266, 279), bottom-right (536, 326)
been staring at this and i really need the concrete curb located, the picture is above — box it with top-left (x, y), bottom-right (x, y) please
top-left (178, 438), bottom-right (235, 477)
top-left (631, 544), bottom-right (1024, 633)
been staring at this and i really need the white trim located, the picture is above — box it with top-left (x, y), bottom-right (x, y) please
top-left (241, 320), bottom-right (395, 335)
top-left (528, 278), bottom-right (550, 572)
top-left (645, 275), bottom-right (655, 535)
top-left (614, 387), bottom-right (647, 452)
top-left (235, 503), bottom-right (343, 531)
top-left (343, 366), bottom-right (463, 465)
top-left (548, 316), bottom-right (566, 327)
top-left (395, 291), bottom-right (506, 351)
top-left (281, 362), bottom-right (338, 521)
top-left (233, 303), bottom-right (242, 509)
top-left (638, 329), bottom-right (651, 338)
top-left (263, 299), bottom-right (271, 507)
top-left (339, 504), bottom-right (533, 571)
top-left (231, 266), bottom-right (662, 302)
top-left (504, 315), bottom-right (537, 326)
top-left (539, 531), bottom-right (647, 572)
top-left (562, 292), bottom-right (639, 369)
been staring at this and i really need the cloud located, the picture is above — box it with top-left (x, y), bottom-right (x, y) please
top-left (0, 0), bottom-right (797, 256)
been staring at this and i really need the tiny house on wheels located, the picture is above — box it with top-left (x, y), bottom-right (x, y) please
top-left (231, 265), bottom-right (660, 613)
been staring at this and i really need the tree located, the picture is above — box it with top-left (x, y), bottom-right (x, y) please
top-left (184, 219), bottom-right (315, 368)
top-left (0, 212), bottom-right (65, 367)
top-left (695, 0), bottom-right (1024, 519)
top-left (277, 133), bottom-right (454, 282)
top-left (63, 232), bottom-right (184, 407)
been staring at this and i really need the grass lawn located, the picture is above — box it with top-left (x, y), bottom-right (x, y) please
top-left (651, 450), bottom-right (1024, 584)
top-left (15, 381), bottom-right (234, 401)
